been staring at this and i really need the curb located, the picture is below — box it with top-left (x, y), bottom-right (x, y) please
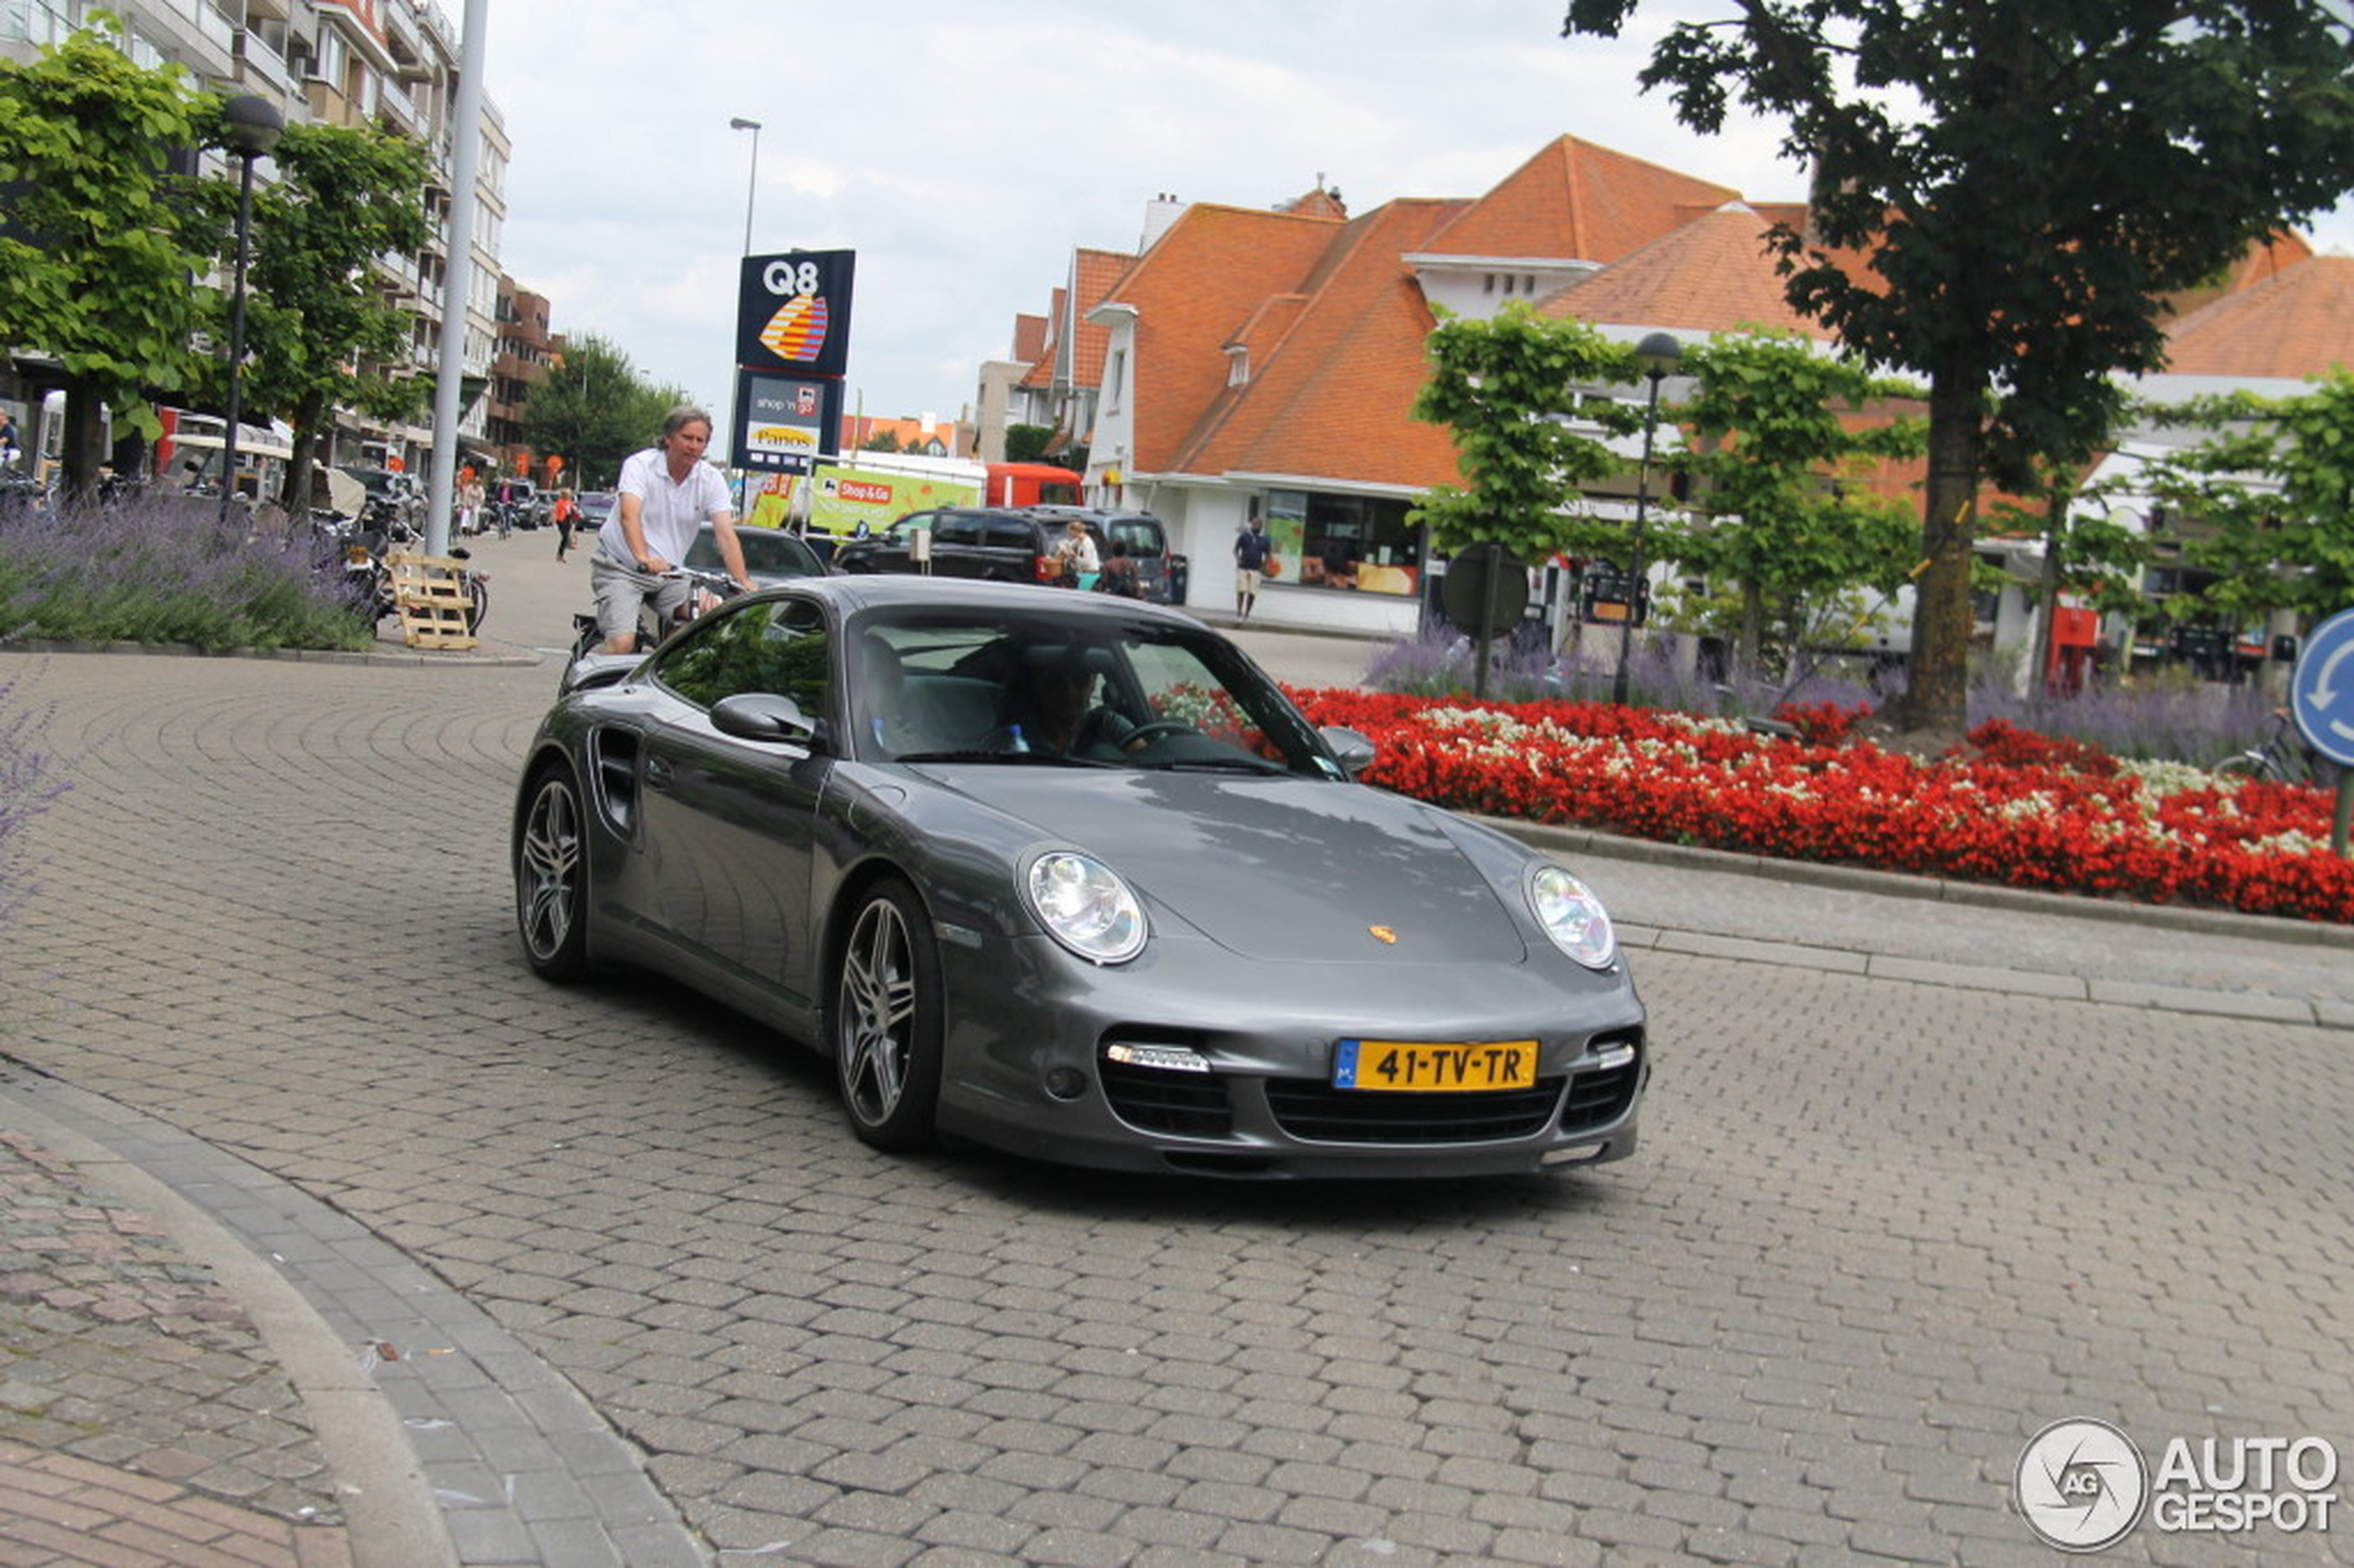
top-left (0, 638), bottom-right (544, 668)
top-left (0, 1068), bottom-right (706, 1568)
top-left (1493, 816), bottom-right (2354, 1030)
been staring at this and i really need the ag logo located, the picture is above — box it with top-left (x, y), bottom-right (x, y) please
top-left (2017, 1419), bottom-right (2147, 1551)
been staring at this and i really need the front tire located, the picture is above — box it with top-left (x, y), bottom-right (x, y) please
top-left (516, 765), bottom-right (590, 980)
top-left (833, 877), bottom-right (943, 1152)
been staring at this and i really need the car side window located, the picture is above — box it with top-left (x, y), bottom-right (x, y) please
top-left (653, 598), bottom-right (831, 715)
top-left (932, 517), bottom-right (981, 546)
top-left (989, 521), bottom-right (1036, 550)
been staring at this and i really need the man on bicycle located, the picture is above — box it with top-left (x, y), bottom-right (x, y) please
top-left (591, 406), bottom-right (754, 653)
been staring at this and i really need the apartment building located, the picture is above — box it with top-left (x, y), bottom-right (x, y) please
top-left (1, 0), bottom-right (514, 475)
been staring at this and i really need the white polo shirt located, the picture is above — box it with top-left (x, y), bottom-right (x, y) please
top-left (602, 447), bottom-right (732, 564)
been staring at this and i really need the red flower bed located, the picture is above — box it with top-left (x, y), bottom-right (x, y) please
top-left (1290, 689), bottom-right (2354, 924)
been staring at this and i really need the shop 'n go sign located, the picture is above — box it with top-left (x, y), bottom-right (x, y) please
top-left (736, 251), bottom-right (854, 380)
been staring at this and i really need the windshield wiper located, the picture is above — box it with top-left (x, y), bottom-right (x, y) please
top-left (1133, 755), bottom-right (1291, 775)
top-left (895, 750), bottom-right (1114, 767)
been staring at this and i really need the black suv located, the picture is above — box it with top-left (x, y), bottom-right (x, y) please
top-left (833, 506), bottom-right (1172, 601)
top-left (1025, 506), bottom-right (1174, 602)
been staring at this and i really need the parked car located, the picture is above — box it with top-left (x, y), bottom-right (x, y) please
top-left (576, 490), bottom-right (618, 533)
top-left (685, 522), bottom-right (829, 587)
top-left (512, 575), bottom-right (1647, 1178)
top-left (833, 506), bottom-right (1170, 597)
top-left (830, 506), bottom-right (1058, 583)
top-left (1025, 506), bottom-right (1175, 602)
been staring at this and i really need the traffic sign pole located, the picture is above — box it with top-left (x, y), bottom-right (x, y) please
top-left (2287, 606), bottom-right (2354, 855)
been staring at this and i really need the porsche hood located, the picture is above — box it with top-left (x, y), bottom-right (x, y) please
top-left (931, 768), bottom-right (1534, 965)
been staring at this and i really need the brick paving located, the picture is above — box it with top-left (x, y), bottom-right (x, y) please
top-left (0, 543), bottom-right (2345, 1564)
top-left (0, 1132), bottom-right (349, 1566)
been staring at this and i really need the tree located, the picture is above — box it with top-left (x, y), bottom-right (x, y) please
top-left (1664, 332), bottom-right (1925, 674)
top-left (1004, 424), bottom-right (1055, 463)
top-left (519, 335), bottom-right (675, 489)
top-left (860, 428), bottom-right (903, 453)
top-left (1411, 303), bottom-right (1647, 562)
top-left (0, 22), bottom-right (212, 496)
top-left (1563, 0), bottom-right (2354, 736)
top-left (214, 114), bottom-right (432, 516)
top-left (2132, 378), bottom-right (2354, 629)
top-left (997, 419), bottom-right (1054, 461)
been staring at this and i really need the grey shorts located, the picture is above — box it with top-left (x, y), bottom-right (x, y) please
top-left (588, 553), bottom-right (692, 644)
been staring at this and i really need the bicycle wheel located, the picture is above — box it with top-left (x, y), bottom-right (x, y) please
top-left (2214, 750), bottom-right (2281, 782)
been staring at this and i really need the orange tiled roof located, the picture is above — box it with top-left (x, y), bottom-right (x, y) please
top-left (1098, 204), bottom-right (1352, 474)
top-left (2161, 251), bottom-right (2354, 380)
top-left (2158, 231), bottom-right (2313, 322)
top-left (1538, 202), bottom-right (1830, 338)
top-left (1019, 286), bottom-right (1068, 389)
top-left (1010, 313), bottom-right (1047, 363)
top-left (1068, 247), bottom-right (1131, 390)
top-left (1178, 199), bottom-right (1471, 490)
top-left (1421, 135), bottom-right (1744, 264)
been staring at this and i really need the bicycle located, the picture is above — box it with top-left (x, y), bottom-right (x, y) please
top-left (2215, 708), bottom-right (2330, 787)
top-left (561, 565), bottom-right (738, 691)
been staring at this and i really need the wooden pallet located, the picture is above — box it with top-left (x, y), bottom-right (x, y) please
top-left (386, 552), bottom-right (477, 650)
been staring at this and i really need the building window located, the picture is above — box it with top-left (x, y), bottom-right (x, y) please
top-left (1259, 490), bottom-right (1420, 597)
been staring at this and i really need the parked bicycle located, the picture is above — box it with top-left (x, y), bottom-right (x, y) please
top-left (2215, 707), bottom-right (2334, 787)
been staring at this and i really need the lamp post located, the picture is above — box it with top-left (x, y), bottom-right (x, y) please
top-left (728, 117), bottom-right (762, 254)
top-left (1611, 331), bottom-right (1682, 706)
top-left (218, 94), bottom-right (284, 528)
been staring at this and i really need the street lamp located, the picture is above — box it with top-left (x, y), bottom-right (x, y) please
top-left (219, 94), bottom-right (284, 527)
top-left (1612, 331), bottom-right (1682, 705)
top-left (728, 117), bottom-right (762, 255)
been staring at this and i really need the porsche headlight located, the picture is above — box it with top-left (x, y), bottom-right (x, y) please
top-left (1026, 852), bottom-right (1146, 965)
top-left (1529, 865), bottom-right (1616, 969)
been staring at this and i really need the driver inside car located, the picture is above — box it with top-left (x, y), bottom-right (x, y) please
top-left (1003, 645), bottom-right (1138, 758)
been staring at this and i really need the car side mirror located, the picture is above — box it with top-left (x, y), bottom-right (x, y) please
top-left (1320, 725), bottom-right (1376, 778)
top-left (713, 692), bottom-right (823, 750)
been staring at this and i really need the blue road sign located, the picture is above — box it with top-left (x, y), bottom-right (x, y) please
top-left (2289, 607), bottom-right (2354, 767)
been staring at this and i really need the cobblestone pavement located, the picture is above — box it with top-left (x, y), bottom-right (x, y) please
top-left (0, 544), bottom-right (2347, 1564)
top-left (0, 1128), bottom-right (351, 1566)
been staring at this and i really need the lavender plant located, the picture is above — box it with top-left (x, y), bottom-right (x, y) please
top-left (0, 489), bottom-right (373, 651)
top-left (1365, 617), bottom-right (2301, 770)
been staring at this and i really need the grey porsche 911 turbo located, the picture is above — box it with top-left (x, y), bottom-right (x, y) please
top-left (513, 575), bottom-right (1646, 1178)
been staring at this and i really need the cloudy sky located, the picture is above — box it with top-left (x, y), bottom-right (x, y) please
top-left (479, 0), bottom-right (2354, 445)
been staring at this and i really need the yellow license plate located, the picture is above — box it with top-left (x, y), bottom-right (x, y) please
top-left (1332, 1039), bottom-right (1539, 1092)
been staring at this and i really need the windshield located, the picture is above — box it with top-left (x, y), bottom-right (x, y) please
top-left (847, 606), bottom-right (1339, 777)
top-left (692, 526), bottom-right (822, 579)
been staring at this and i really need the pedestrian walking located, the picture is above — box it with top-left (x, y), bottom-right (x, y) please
top-left (551, 487), bottom-right (578, 563)
top-left (1234, 512), bottom-right (1271, 618)
top-left (457, 472), bottom-right (485, 537)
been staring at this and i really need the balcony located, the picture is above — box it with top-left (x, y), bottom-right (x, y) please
top-left (233, 34), bottom-right (297, 97)
top-left (375, 87), bottom-right (420, 133)
top-left (303, 81), bottom-right (362, 129)
top-left (384, 0), bottom-right (433, 81)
